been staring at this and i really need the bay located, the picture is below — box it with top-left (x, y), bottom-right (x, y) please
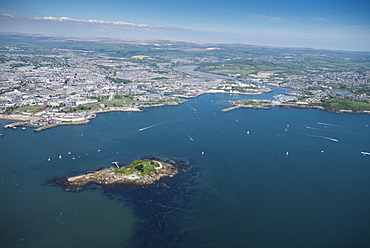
top-left (1, 91), bottom-right (370, 247)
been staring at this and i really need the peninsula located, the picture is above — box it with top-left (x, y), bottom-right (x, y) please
top-left (222, 99), bottom-right (370, 114)
top-left (46, 159), bottom-right (180, 192)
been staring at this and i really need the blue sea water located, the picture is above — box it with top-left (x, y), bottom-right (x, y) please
top-left (1, 91), bottom-right (370, 247)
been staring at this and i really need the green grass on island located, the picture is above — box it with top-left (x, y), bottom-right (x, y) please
top-left (113, 159), bottom-right (159, 175)
top-left (243, 100), bottom-right (261, 105)
top-left (242, 98), bottom-right (370, 112)
top-left (314, 98), bottom-right (370, 111)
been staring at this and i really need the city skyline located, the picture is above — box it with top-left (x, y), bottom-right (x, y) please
top-left (0, 0), bottom-right (370, 51)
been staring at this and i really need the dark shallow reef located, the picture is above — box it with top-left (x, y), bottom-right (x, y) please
top-left (102, 159), bottom-right (198, 248)
top-left (46, 157), bottom-right (199, 247)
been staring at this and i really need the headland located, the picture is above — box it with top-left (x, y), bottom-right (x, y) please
top-left (222, 100), bottom-right (370, 115)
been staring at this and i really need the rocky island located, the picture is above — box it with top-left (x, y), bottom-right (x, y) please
top-left (46, 159), bottom-right (181, 192)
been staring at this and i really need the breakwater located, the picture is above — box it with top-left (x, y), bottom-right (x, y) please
top-left (34, 120), bottom-right (92, 132)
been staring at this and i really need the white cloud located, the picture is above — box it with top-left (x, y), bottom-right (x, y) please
top-left (2, 14), bottom-right (15, 17)
top-left (312, 17), bottom-right (331, 22)
top-left (1, 13), bottom-right (369, 51)
top-left (248, 14), bottom-right (282, 21)
top-left (32, 16), bottom-right (155, 28)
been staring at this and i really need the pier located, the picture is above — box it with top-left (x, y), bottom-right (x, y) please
top-left (34, 123), bottom-right (59, 132)
top-left (4, 121), bottom-right (28, 129)
top-left (34, 120), bottom-right (91, 132)
top-left (221, 105), bottom-right (243, 112)
top-left (112, 162), bottom-right (120, 168)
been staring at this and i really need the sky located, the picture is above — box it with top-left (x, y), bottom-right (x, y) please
top-left (0, 0), bottom-right (370, 51)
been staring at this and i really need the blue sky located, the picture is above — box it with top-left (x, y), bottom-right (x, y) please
top-left (1, 0), bottom-right (369, 51)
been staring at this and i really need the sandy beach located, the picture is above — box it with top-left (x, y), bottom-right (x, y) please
top-left (0, 114), bottom-right (43, 122)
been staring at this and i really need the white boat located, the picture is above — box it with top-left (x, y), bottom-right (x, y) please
top-left (22, 127), bottom-right (26, 131)
top-left (48, 158), bottom-right (51, 162)
top-left (58, 155), bottom-right (62, 159)
top-left (361, 151), bottom-right (370, 156)
top-left (246, 131), bottom-right (250, 134)
top-left (201, 151), bottom-right (204, 155)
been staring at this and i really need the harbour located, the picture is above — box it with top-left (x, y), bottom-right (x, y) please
top-left (1, 93), bottom-right (370, 248)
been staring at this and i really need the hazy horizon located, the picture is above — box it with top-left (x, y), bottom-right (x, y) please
top-left (1, 0), bottom-right (369, 51)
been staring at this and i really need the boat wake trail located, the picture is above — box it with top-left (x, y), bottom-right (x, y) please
top-left (306, 126), bottom-right (321, 130)
top-left (139, 123), bottom-right (161, 132)
top-left (314, 135), bottom-right (339, 142)
top-left (317, 122), bottom-right (344, 128)
top-left (188, 105), bottom-right (197, 112)
top-left (139, 120), bottom-right (175, 132)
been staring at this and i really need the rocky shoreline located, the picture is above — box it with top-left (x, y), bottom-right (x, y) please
top-left (1, 102), bottom-right (179, 132)
top-left (46, 160), bottom-right (183, 192)
top-left (222, 103), bottom-right (370, 115)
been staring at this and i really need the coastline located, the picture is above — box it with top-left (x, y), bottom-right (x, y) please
top-left (1, 105), bottom-right (166, 132)
top-left (1, 65), bottom-right (273, 131)
top-left (34, 107), bottom-right (145, 131)
top-left (3, 92), bottom-right (370, 133)
top-left (171, 87), bottom-right (272, 99)
top-left (221, 102), bottom-right (370, 115)
top-left (33, 120), bottom-right (92, 132)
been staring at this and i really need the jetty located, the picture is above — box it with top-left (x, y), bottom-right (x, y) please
top-left (112, 162), bottom-right (120, 168)
top-left (34, 120), bottom-right (91, 132)
top-left (4, 121), bottom-right (27, 129)
top-left (221, 105), bottom-right (243, 112)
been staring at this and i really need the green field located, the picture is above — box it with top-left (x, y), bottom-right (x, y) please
top-left (196, 55), bottom-right (370, 77)
top-left (315, 98), bottom-right (370, 111)
top-left (17, 106), bottom-right (40, 111)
